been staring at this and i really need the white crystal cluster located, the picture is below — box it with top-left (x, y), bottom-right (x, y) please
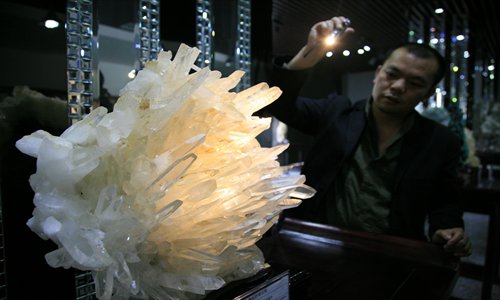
top-left (16, 44), bottom-right (315, 300)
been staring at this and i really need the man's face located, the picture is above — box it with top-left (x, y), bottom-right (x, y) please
top-left (372, 48), bottom-right (439, 117)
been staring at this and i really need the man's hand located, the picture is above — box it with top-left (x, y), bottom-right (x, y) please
top-left (431, 227), bottom-right (472, 257)
top-left (286, 16), bottom-right (354, 70)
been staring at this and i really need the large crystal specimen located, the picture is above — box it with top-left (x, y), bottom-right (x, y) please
top-left (16, 44), bottom-right (315, 300)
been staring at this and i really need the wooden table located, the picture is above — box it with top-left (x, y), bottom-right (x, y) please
top-left (459, 178), bottom-right (500, 300)
top-left (256, 217), bottom-right (460, 300)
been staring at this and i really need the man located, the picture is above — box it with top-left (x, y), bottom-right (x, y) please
top-left (265, 16), bottom-right (471, 257)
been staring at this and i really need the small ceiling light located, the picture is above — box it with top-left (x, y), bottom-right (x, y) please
top-left (363, 45), bottom-right (371, 52)
top-left (430, 38), bottom-right (439, 44)
top-left (487, 65), bottom-right (495, 71)
top-left (342, 50), bottom-right (350, 56)
top-left (45, 19), bottom-right (59, 29)
top-left (325, 51), bottom-right (333, 58)
top-left (128, 69), bottom-right (137, 79)
top-left (456, 35), bottom-right (465, 41)
top-left (43, 11), bottom-right (60, 29)
top-left (357, 49), bottom-right (365, 55)
top-left (434, 8), bottom-right (444, 14)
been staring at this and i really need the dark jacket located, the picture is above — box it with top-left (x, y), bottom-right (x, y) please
top-left (265, 65), bottom-right (463, 240)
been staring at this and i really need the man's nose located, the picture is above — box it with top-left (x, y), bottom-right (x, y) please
top-left (390, 78), bottom-right (406, 93)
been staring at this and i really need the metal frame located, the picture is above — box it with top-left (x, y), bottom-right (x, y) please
top-left (66, 0), bottom-right (96, 125)
top-left (0, 206), bottom-right (6, 300)
top-left (196, 0), bottom-right (214, 68)
top-left (235, 0), bottom-right (251, 91)
top-left (137, 0), bottom-right (161, 69)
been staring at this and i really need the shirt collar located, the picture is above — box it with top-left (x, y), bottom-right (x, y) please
top-left (366, 97), bottom-right (415, 136)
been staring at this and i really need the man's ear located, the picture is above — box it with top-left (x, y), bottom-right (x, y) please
top-left (373, 65), bottom-right (382, 83)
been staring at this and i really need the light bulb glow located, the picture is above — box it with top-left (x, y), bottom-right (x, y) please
top-left (436, 91), bottom-right (442, 107)
top-left (44, 19), bottom-right (59, 29)
top-left (324, 35), bottom-right (335, 46)
top-left (128, 70), bottom-right (136, 79)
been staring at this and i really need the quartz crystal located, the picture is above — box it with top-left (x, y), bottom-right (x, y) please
top-left (16, 44), bottom-right (316, 300)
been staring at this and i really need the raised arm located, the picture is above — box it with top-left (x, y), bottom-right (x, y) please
top-left (262, 16), bottom-right (354, 133)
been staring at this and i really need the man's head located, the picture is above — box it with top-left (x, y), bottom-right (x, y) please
top-left (371, 43), bottom-right (446, 118)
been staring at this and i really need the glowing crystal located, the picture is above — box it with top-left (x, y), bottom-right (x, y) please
top-left (16, 44), bottom-right (316, 299)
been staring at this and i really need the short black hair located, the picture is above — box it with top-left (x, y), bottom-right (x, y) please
top-left (384, 43), bottom-right (446, 87)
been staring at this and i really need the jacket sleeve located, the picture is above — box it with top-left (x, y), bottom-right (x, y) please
top-left (390, 116), bottom-right (465, 240)
top-left (427, 129), bottom-right (464, 236)
top-left (262, 62), bottom-right (335, 135)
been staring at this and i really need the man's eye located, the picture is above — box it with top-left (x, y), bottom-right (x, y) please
top-left (409, 81), bottom-right (424, 88)
top-left (385, 70), bottom-right (396, 78)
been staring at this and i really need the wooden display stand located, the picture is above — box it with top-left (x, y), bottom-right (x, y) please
top-left (256, 217), bottom-right (460, 300)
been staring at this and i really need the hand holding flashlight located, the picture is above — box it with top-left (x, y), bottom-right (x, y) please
top-left (324, 18), bottom-right (351, 46)
top-left (303, 17), bottom-right (352, 57)
top-left (285, 16), bottom-right (354, 70)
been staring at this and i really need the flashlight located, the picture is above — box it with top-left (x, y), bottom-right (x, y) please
top-left (324, 18), bottom-right (351, 46)
top-left (303, 18), bottom-right (351, 58)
